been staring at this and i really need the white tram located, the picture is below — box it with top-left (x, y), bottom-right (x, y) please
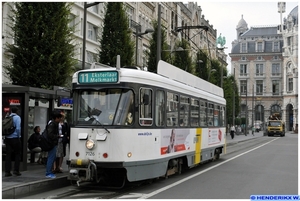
top-left (67, 59), bottom-right (226, 187)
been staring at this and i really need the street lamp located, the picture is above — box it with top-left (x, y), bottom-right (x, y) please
top-left (134, 28), bottom-right (154, 66)
top-left (163, 47), bottom-right (190, 66)
top-left (197, 60), bottom-right (203, 75)
top-left (82, 2), bottom-right (100, 70)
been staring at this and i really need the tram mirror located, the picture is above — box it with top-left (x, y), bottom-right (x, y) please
top-left (143, 94), bottom-right (149, 105)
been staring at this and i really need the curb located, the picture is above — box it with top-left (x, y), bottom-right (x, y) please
top-left (2, 176), bottom-right (69, 199)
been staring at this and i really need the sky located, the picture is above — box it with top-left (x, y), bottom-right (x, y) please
top-left (195, 1), bottom-right (298, 74)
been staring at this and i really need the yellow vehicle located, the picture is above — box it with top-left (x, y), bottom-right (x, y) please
top-left (267, 113), bottom-right (285, 137)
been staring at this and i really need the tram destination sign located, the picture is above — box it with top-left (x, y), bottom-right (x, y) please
top-left (78, 71), bottom-right (119, 84)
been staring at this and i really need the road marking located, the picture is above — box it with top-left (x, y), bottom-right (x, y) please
top-left (138, 138), bottom-right (279, 199)
top-left (118, 193), bottom-right (145, 199)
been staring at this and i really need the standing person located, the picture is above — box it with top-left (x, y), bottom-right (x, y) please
top-left (4, 107), bottom-right (22, 177)
top-left (45, 110), bottom-right (62, 179)
top-left (53, 113), bottom-right (66, 173)
top-left (252, 126), bottom-right (255, 136)
top-left (230, 125), bottom-right (235, 139)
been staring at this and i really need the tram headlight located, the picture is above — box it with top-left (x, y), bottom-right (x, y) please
top-left (86, 139), bottom-right (95, 150)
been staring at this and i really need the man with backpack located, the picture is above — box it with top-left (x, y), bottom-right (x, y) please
top-left (4, 107), bottom-right (22, 177)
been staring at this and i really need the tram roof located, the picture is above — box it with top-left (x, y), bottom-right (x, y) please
top-left (72, 61), bottom-right (224, 103)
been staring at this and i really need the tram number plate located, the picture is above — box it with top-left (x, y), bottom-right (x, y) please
top-left (86, 152), bottom-right (95, 156)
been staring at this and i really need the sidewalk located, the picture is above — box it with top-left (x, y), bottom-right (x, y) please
top-left (2, 131), bottom-right (294, 199)
top-left (225, 130), bottom-right (264, 145)
top-left (2, 159), bottom-right (70, 199)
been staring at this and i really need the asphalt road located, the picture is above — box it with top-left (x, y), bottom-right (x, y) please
top-left (21, 133), bottom-right (298, 199)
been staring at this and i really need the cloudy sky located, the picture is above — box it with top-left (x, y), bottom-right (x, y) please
top-left (195, 1), bottom-right (298, 73)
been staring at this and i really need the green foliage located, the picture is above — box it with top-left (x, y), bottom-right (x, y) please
top-left (194, 50), bottom-right (208, 80)
top-left (4, 2), bottom-right (77, 89)
top-left (98, 2), bottom-right (134, 67)
top-left (172, 39), bottom-right (193, 73)
top-left (223, 75), bottom-right (240, 126)
top-left (146, 20), bottom-right (169, 73)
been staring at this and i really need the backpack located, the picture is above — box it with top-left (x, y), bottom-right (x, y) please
top-left (39, 124), bottom-right (54, 151)
top-left (2, 115), bottom-right (15, 136)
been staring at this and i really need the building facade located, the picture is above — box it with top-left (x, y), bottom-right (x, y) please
top-left (229, 4), bottom-right (298, 132)
top-left (2, 2), bottom-right (225, 83)
top-left (280, 5), bottom-right (298, 132)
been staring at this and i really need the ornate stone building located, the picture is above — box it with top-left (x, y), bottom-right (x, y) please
top-left (280, 5), bottom-right (298, 132)
top-left (229, 4), bottom-right (298, 131)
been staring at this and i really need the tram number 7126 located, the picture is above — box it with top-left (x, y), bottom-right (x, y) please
top-left (86, 152), bottom-right (95, 156)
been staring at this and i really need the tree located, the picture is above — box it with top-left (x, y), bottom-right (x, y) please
top-left (98, 2), bottom-right (134, 67)
top-left (194, 50), bottom-right (209, 80)
top-left (146, 20), bottom-right (169, 73)
top-left (223, 75), bottom-right (240, 126)
top-left (4, 2), bottom-right (76, 89)
top-left (172, 39), bottom-right (193, 73)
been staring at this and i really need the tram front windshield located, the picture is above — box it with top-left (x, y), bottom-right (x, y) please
top-left (76, 88), bottom-right (134, 126)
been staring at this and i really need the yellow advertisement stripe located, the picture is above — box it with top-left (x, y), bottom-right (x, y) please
top-left (195, 128), bottom-right (202, 164)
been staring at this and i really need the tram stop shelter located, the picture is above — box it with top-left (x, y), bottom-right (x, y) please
top-left (2, 84), bottom-right (71, 171)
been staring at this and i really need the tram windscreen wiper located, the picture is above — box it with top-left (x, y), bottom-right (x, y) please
top-left (85, 110), bottom-right (110, 133)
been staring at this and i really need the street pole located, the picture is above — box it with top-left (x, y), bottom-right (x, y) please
top-left (135, 25), bottom-right (139, 66)
top-left (233, 88), bottom-right (235, 126)
top-left (82, 2), bottom-right (100, 70)
top-left (134, 27), bottom-right (154, 67)
top-left (252, 84), bottom-right (254, 130)
top-left (245, 88), bottom-right (248, 136)
top-left (156, 3), bottom-right (161, 66)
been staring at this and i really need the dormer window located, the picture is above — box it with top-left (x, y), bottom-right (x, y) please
top-left (273, 41), bottom-right (280, 52)
top-left (256, 41), bottom-right (264, 52)
top-left (241, 42), bottom-right (247, 53)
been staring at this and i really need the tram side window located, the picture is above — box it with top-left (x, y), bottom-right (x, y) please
top-left (166, 92), bottom-right (178, 126)
top-left (207, 103), bottom-right (214, 127)
top-left (139, 88), bottom-right (153, 126)
top-left (220, 106), bottom-right (225, 126)
top-left (213, 105), bottom-right (219, 126)
top-left (180, 95), bottom-right (189, 127)
top-left (155, 90), bottom-right (165, 126)
top-left (200, 100), bottom-right (206, 127)
top-left (190, 98), bottom-right (199, 127)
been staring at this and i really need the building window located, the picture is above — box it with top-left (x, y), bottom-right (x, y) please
top-left (126, 5), bottom-right (134, 28)
top-left (256, 41), bottom-right (263, 52)
top-left (255, 64), bottom-right (264, 76)
top-left (288, 78), bottom-right (293, 92)
top-left (87, 4), bottom-right (98, 14)
top-left (87, 51), bottom-right (97, 63)
top-left (272, 80), bottom-right (280, 95)
top-left (241, 42), bottom-right (247, 53)
top-left (240, 80), bottom-right (247, 94)
top-left (87, 22), bottom-right (98, 42)
top-left (273, 41), bottom-right (280, 52)
top-left (69, 14), bottom-right (76, 30)
top-left (270, 105), bottom-right (281, 114)
top-left (272, 63), bottom-right (281, 76)
top-left (240, 64), bottom-right (248, 76)
top-left (256, 80), bottom-right (263, 95)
